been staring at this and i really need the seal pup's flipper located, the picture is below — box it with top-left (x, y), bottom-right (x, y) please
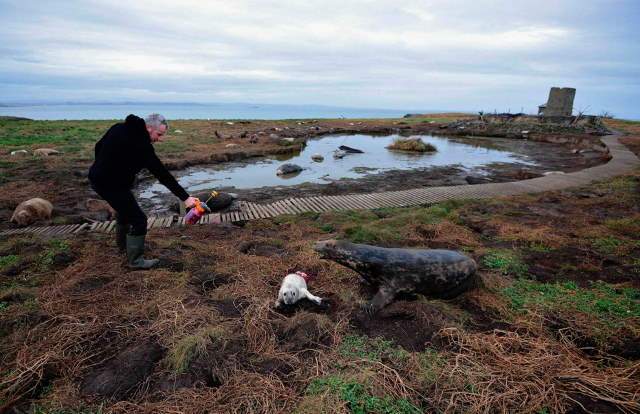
top-left (301, 288), bottom-right (322, 305)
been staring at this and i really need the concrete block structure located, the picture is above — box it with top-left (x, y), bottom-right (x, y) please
top-left (539, 87), bottom-right (576, 116)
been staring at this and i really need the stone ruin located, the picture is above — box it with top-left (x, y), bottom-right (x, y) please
top-left (441, 87), bottom-right (611, 138)
top-left (538, 87), bottom-right (576, 116)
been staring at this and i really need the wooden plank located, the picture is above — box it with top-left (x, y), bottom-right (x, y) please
top-left (89, 222), bottom-right (99, 232)
top-left (284, 198), bottom-right (304, 214)
top-left (293, 197), bottom-right (318, 212)
top-left (63, 224), bottom-right (78, 234)
top-left (74, 223), bottom-right (89, 234)
top-left (307, 196), bottom-right (332, 211)
top-left (329, 196), bottom-right (355, 210)
top-left (210, 213), bottom-right (221, 224)
top-left (315, 196), bottom-right (339, 211)
top-left (351, 194), bottom-right (377, 209)
top-left (166, 216), bottom-right (175, 227)
top-left (288, 198), bottom-right (309, 213)
top-left (147, 216), bottom-right (156, 230)
top-left (242, 202), bottom-right (256, 220)
top-left (268, 201), bottom-right (289, 215)
top-left (243, 202), bottom-right (257, 220)
top-left (263, 203), bottom-right (281, 217)
top-left (54, 226), bottom-right (70, 235)
top-left (247, 202), bottom-right (263, 219)
top-left (261, 204), bottom-right (277, 218)
top-left (254, 203), bottom-right (271, 218)
top-left (106, 220), bottom-right (116, 233)
top-left (307, 197), bottom-right (331, 211)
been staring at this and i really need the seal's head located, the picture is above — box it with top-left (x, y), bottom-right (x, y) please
top-left (313, 239), bottom-right (339, 258)
top-left (281, 286), bottom-right (300, 305)
top-left (12, 210), bottom-right (31, 226)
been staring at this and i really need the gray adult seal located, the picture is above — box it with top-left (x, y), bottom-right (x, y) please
top-left (313, 239), bottom-right (476, 313)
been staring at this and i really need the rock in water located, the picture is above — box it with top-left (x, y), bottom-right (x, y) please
top-left (276, 163), bottom-right (303, 175)
top-left (314, 239), bottom-right (476, 313)
top-left (311, 153), bottom-right (324, 162)
top-left (339, 145), bottom-right (364, 153)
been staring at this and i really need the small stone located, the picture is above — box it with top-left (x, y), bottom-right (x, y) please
top-left (276, 163), bottom-right (303, 175)
top-left (174, 129), bottom-right (183, 133)
top-left (225, 143), bottom-right (239, 148)
top-left (10, 149), bottom-right (29, 156)
top-left (311, 153), bottom-right (324, 162)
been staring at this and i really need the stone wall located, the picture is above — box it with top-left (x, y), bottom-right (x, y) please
top-left (541, 87), bottom-right (576, 116)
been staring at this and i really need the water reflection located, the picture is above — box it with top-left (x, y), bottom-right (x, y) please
top-left (138, 134), bottom-right (536, 199)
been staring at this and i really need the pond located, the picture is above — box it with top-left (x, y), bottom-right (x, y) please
top-left (139, 134), bottom-right (537, 201)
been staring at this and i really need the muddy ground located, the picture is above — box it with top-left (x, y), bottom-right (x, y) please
top-left (140, 134), bottom-right (608, 212)
top-left (0, 114), bottom-right (609, 223)
top-left (0, 115), bottom-right (638, 413)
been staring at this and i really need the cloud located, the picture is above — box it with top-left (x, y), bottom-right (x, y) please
top-left (0, 0), bottom-right (638, 117)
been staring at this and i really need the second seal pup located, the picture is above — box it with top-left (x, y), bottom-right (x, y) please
top-left (274, 271), bottom-right (322, 308)
top-left (10, 198), bottom-right (54, 226)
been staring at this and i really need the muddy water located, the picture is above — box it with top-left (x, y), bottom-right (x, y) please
top-left (138, 134), bottom-right (536, 207)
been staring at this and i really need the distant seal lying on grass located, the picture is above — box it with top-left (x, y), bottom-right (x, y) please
top-left (10, 198), bottom-right (53, 226)
top-left (313, 240), bottom-right (476, 314)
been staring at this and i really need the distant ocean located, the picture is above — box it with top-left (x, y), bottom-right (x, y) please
top-left (0, 103), bottom-right (450, 121)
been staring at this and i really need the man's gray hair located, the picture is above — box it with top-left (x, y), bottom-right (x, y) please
top-left (145, 113), bottom-right (169, 130)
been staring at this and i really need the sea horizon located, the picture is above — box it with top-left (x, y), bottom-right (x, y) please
top-left (0, 101), bottom-right (464, 121)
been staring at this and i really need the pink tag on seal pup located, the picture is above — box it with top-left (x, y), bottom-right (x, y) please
top-left (274, 272), bottom-right (321, 308)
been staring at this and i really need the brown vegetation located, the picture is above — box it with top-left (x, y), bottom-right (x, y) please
top-left (1, 115), bottom-right (639, 413)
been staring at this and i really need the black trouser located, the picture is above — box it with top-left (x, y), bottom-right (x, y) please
top-left (91, 184), bottom-right (147, 236)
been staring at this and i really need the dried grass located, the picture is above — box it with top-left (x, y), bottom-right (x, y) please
top-left (431, 328), bottom-right (640, 413)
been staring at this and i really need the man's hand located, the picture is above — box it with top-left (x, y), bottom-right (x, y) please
top-left (184, 196), bottom-right (199, 208)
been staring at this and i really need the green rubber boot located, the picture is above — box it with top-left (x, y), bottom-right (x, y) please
top-left (126, 234), bottom-right (159, 269)
top-left (115, 223), bottom-right (129, 254)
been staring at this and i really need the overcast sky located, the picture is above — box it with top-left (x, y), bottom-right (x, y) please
top-left (1, 0), bottom-right (638, 118)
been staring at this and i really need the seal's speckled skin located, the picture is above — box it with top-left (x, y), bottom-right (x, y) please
top-left (314, 239), bottom-right (476, 313)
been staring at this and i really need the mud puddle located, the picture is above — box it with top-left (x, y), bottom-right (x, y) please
top-left (137, 135), bottom-right (607, 212)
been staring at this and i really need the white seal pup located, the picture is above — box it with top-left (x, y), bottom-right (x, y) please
top-left (274, 271), bottom-right (322, 308)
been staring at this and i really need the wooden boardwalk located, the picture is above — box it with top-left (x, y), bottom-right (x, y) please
top-left (2, 135), bottom-right (638, 238)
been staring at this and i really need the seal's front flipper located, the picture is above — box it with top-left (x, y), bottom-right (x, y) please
top-left (363, 285), bottom-right (397, 315)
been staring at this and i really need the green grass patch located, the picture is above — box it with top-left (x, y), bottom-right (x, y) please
top-left (529, 244), bottom-right (556, 253)
top-left (0, 120), bottom-right (110, 152)
top-left (604, 215), bottom-right (640, 237)
top-left (154, 140), bottom-right (190, 154)
top-left (483, 249), bottom-right (529, 278)
top-left (417, 348), bottom-right (447, 384)
top-left (0, 255), bottom-right (18, 267)
top-left (306, 376), bottom-right (419, 414)
top-left (502, 280), bottom-right (640, 324)
top-left (24, 404), bottom-right (105, 414)
top-left (386, 137), bottom-right (436, 152)
top-left (316, 205), bottom-right (459, 244)
top-left (338, 334), bottom-right (408, 362)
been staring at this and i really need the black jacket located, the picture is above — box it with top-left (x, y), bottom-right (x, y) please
top-left (89, 114), bottom-right (189, 201)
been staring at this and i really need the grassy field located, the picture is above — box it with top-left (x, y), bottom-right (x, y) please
top-left (0, 115), bottom-right (638, 413)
